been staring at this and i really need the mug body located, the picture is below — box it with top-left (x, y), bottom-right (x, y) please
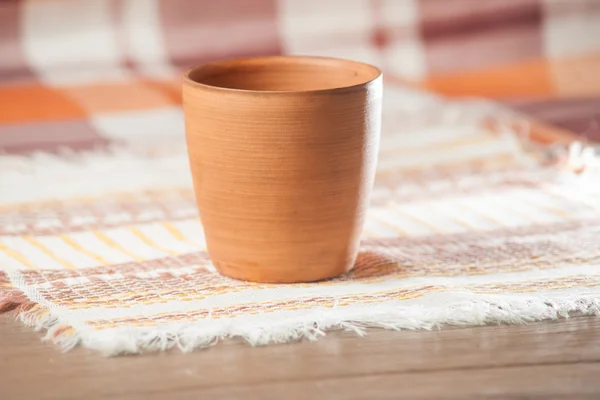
top-left (183, 56), bottom-right (382, 283)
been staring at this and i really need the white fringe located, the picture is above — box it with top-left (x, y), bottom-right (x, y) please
top-left (12, 293), bottom-right (600, 356)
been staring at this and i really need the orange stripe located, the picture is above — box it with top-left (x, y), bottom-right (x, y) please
top-left (360, 226), bottom-right (377, 239)
top-left (0, 187), bottom-right (194, 213)
top-left (516, 193), bottom-right (569, 219)
top-left (451, 199), bottom-right (506, 227)
top-left (379, 132), bottom-right (497, 156)
top-left (551, 53), bottom-right (600, 97)
top-left (369, 212), bottom-right (409, 236)
top-left (61, 235), bottom-right (109, 265)
top-left (376, 153), bottom-right (519, 177)
top-left (390, 205), bottom-right (444, 233)
top-left (436, 208), bottom-right (475, 229)
top-left (162, 222), bottom-right (186, 241)
top-left (23, 236), bottom-right (75, 270)
top-left (88, 275), bottom-right (600, 328)
top-left (423, 58), bottom-right (555, 98)
top-left (0, 84), bottom-right (86, 123)
top-left (93, 231), bottom-right (143, 261)
top-left (130, 227), bottom-right (178, 256)
top-left (52, 251), bottom-right (600, 311)
top-left (490, 201), bottom-right (539, 223)
top-left (61, 81), bottom-right (178, 114)
top-left (542, 186), bottom-right (600, 216)
top-left (0, 242), bottom-right (37, 270)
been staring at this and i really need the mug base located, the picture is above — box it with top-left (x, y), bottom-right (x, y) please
top-left (212, 260), bottom-right (355, 283)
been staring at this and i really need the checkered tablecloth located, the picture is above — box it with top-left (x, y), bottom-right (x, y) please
top-left (1, 0), bottom-right (599, 154)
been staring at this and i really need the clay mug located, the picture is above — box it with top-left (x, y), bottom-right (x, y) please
top-left (183, 56), bottom-right (382, 283)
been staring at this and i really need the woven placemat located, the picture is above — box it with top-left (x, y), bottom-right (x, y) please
top-left (1, 94), bottom-right (599, 355)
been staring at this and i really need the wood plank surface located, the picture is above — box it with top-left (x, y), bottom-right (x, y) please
top-left (1, 314), bottom-right (599, 399)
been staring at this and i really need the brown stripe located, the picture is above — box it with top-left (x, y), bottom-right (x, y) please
top-left (34, 250), bottom-right (600, 310)
top-left (0, 165), bottom-right (566, 235)
top-left (16, 219), bottom-right (600, 287)
top-left (505, 97), bottom-right (600, 114)
top-left (374, 158), bottom-right (543, 184)
top-left (0, 1), bottom-right (36, 83)
top-left (543, 0), bottom-right (600, 15)
top-left (16, 217), bottom-right (599, 285)
top-left (0, 271), bottom-right (27, 313)
top-left (0, 119), bottom-right (110, 154)
top-left (420, 0), bottom-right (544, 74)
top-left (420, 0), bottom-right (542, 40)
top-left (373, 166), bottom-right (559, 205)
top-left (159, 0), bottom-right (281, 68)
top-left (88, 275), bottom-right (600, 329)
top-left (362, 219), bottom-right (600, 248)
top-left (505, 97), bottom-right (600, 143)
top-left (0, 191), bottom-right (199, 236)
top-left (0, 188), bottom-right (194, 213)
top-left (19, 220), bottom-right (600, 309)
top-left (507, 97), bottom-right (600, 122)
top-left (554, 118), bottom-right (600, 143)
top-left (19, 252), bottom-right (212, 286)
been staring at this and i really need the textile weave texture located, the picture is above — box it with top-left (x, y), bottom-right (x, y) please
top-left (1, 0), bottom-right (600, 355)
top-left (1, 91), bottom-right (599, 354)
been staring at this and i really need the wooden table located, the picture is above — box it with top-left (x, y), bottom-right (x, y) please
top-left (2, 314), bottom-right (599, 399)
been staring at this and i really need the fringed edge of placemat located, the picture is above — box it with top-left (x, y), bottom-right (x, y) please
top-left (1, 142), bottom-right (599, 355)
top-left (85, 294), bottom-right (600, 356)
top-left (2, 270), bottom-right (600, 356)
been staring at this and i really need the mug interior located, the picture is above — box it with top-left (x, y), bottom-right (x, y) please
top-left (185, 56), bottom-right (381, 93)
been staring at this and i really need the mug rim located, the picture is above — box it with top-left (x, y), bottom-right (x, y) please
top-left (183, 55), bottom-right (382, 95)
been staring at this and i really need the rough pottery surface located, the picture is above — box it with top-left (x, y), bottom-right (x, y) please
top-left (182, 56), bottom-right (382, 283)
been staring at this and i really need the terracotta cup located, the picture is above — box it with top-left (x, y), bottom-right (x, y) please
top-left (183, 56), bottom-right (382, 283)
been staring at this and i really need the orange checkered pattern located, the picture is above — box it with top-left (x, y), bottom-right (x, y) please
top-left (1, 0), bottom-right (599, 154)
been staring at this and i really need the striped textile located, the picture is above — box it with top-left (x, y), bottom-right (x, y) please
top-left (1, 0), bottom-right (599, 154)
top-left (1, 1), bottom-right (600, 354)
top-left (1, 90), bottom-right (599, 354)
